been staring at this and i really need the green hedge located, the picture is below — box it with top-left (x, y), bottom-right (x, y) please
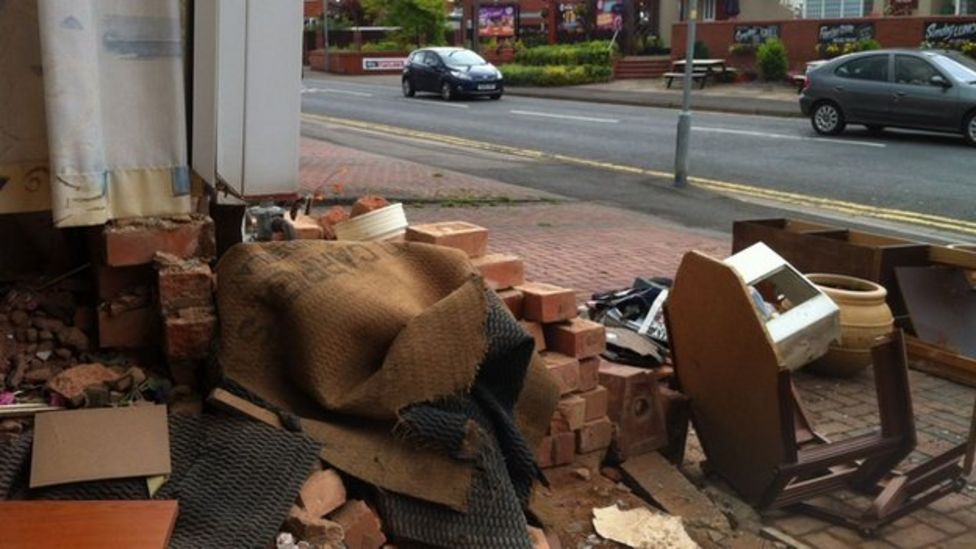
top-left (500, 63), bottom-right (613, 86)
top-left (514, 41), bottom-right (617, 67)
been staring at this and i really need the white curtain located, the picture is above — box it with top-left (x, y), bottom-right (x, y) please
top-left (0, 0), bottom-right (190, 227)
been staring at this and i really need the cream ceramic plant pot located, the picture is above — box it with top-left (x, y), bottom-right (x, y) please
top-left (805, 274), bottom-right (894, 377)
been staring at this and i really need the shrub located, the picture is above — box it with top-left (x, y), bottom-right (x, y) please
top-left (514, 41), bottom-right (617, 67)
top-left (756, 38), bottom-right (789, 82)
top-left (693, 40), bottom-right (711, 59)
top-left (499, 63), bottom-right (613, 86)
top-left (360, 40), bottom-right (403, 52)
top-left (816, 38), bottom-right (881, 59)
top-left (729, 43), bottom-right (757, 56)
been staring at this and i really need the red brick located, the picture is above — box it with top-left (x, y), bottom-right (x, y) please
top-left (405, 221), bottom-right (488, 257)
top-left (46, 363), bottom-right (121, 401)
top-left (517, 282), bottom-right (577, 323)
top-left (543, 318), bottom-right (606, 358)
top-left (330, 500), bottom-right (387, 549)
top-left (576, 417), bottom-right (613, 453)
top-left (289, 214), bottom-right (324, 240)
top-left (536, 435), bottom-right (555, 468)
top-left (520, 321), bottom-right (546, 352)
top-left (598, 361), bottom-right (667, 459)
top-left (472, 253), bottom-right (525, 290)
top-left (284, 505), bottom-right (344, 546)
top-left (497, 288), bottom-right (524, 319)
top-left (299, 469), bottom-right (347, 518)
top-left (549, 413), bottom-right (571, 434)
top-left (552, 431), bottom-right (576, 466)
top-left (103, 214), bottom-right (216, 267)
top-left (578, 356), bottom-right (600, 392)
top-left (542, 352), bottom-right (580, 395)
top-left (164, 307), bottom-right (216, 360)
top-left (580, 386), bottom-right (609, 421)
top-left (556, 394), bottom-right (586, 431)
top-left (350, 195), bottom-right (390, 218)
top-left (98, 305), bottom-right (157, 349)
top-left (317, 206), bottom-right (351, 240)
top-left (156, 256), bottom-right (214, 314)
top-left (95, 265), bottom-right (153, 300)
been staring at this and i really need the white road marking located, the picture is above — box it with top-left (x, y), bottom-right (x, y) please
top-left (302, 87), bottom-right (373, 97)
top-left (693, 126), bottom-right (886, 148)
top-left (510, 110), bottom-right (620, 124)
top-left (413, 100), bottom-right (470, 109)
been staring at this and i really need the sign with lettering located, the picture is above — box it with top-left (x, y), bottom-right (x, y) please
top-left (362, 58), bottom-right (407, 71)
top-left (924, 21), bottom-right (976, 43)
top-left (818, 23), bottom-right (874, 44)
top-left (733, 25), bottom-right (779, 45)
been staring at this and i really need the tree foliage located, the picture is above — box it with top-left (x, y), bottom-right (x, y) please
top-left (362, 0), bottom-right (446, 47)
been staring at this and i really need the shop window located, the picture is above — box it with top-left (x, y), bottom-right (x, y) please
top-left (701, 0), bottom-right (717, 20)
top-left (804, 0), bottom-right (866, 17)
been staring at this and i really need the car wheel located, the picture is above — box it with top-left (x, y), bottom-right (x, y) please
top-left (811, 101), bottom-right (846, 136)
top-left (441, 81), bottom-right (454, 101)
top-left (965, 112), bottom-right (976, 147)
top-left (490, 94), bottom-right (502, 100)
top-left (402, 78), bottom-right (415, 97)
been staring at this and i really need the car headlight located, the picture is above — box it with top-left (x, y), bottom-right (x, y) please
top-left (451, 70), bottom-right (471, 80)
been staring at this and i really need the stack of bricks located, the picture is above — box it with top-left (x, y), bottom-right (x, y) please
top-left (404, 220), bottom-right (612, 469)
top-left (99, 215), bottom-right (217, 386)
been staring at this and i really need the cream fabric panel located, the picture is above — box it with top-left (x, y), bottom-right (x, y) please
top-left (36, 0), bottom-right (190, 227)
top-left (0, 0), bottom-right (52, 214)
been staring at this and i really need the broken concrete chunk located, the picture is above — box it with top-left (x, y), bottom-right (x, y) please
top-left (592, 504), bottom-right (698, 549)
top-left (299, 469), bottom-right (347, 518)
top-left (32, 317), bottom-right (65, 333)
top-left (10, 310), bottom-right (29, 327)
top-left (284, 505), bottom-right (345, 546)
top-left (330, 500), bottom-right (386, 549)
top-left (46, 363), bottom-right (121, 401)
top-left (24, 366), bottom-right (55, 384)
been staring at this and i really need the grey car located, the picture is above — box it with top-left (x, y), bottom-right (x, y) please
top-left (799, 49), bottom-right (976, 146)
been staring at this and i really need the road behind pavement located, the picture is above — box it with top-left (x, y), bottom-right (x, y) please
top-left (301, 74), bottom-right (976, 241)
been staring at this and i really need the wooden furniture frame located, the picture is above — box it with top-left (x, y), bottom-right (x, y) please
top-left (666, 251), bottom-right (973, 536)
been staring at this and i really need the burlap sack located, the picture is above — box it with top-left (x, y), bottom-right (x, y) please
top-left (216, 240), bottom-right (556, 510)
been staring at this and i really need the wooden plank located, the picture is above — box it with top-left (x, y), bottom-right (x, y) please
top-left (207, 388), bottom-right (284, 430)
top-left (907, 336), bottom-right (976, 387)
top-left (898, 266), bottom-right (976, 358)
top-left (0, 500), bottom-right (178, 549)
top-left (929, 245), bottom-right (976, 270)
top-left (620, 452), bottom-right (730, 533)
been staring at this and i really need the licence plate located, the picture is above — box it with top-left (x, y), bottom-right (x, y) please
top-left (477, 84), bottom-right (496, 90)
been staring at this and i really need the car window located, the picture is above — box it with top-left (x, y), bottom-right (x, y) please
top-left (835, 55), bottom-right (889, 82)
top-left (424, 52), bottom-right (442, 67)
top-left (409, 51), bottom-right (424, 65)
top-left (895, 55), bottom-right (941, 86)
top-left (931, 52), bottom-right (976, 83)
top-left (444, 50), bottom-right (487, 67)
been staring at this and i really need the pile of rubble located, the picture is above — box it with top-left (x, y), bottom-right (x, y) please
top-left (3, 202), bottom-right (976, 549)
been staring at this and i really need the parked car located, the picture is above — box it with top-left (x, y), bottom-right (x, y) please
top-left (402, 47), bottom-right (504, 101)
top-left (800, 49), bottom-right (976, 146)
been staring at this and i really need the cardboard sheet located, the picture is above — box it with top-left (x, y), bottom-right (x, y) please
top-left (30, 405), bottom-right (171, 488)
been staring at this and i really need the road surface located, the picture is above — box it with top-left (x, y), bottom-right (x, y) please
top-left (301, 74), bottom-right (976, 240)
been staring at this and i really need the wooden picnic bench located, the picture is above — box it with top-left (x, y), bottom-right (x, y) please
top-left (667, 58), bottom-right (728, 89)
top-left (664, 71), bottom-right (708, 89)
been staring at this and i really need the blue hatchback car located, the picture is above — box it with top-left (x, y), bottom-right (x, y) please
top-left (402, 47), bottom-right (504, 101)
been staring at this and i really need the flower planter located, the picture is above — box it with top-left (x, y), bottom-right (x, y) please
top-left (806, 274), bottom-right (894, 377)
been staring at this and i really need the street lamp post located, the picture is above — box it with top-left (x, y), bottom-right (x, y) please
top-left (673, 0), bottom-right (698, 188)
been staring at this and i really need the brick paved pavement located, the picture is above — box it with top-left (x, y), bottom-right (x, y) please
top-left (302, 137), bottom-right (976, 548)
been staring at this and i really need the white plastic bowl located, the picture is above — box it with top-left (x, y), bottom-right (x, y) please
top-left (334, 203), bottom-right (407, 241)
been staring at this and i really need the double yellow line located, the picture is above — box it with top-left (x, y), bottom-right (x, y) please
top-left (304, 113), bottom-right (976, 237)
